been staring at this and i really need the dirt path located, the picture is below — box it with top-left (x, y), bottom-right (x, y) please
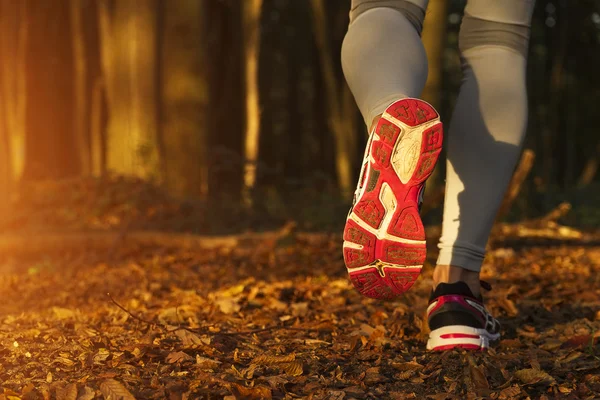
top-left (0, 233), bottom-right (599, 399)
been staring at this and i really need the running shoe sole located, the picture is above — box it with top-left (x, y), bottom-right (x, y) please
top-left (343, 98), bottom-right (443, 300)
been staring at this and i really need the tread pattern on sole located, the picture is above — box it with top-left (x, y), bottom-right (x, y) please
top-left (349, 267), bottom-right (421, 300)
top-left (343, 98), bottom-right (443, 300)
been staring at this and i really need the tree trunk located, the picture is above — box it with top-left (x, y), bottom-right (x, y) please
top-left (420, 0), bottom-right (448, 202)
top-left (99, 0), bottom-right (161, 179)
top-left (310, 0), bottom-right (355, 197)
top-left (0, 2), bottom-right (13, 206)
top-left (160, 0), bottom-right (210, 198)
top-left (0, 0), bottom-right (28, 180)
top-left (22, 0), bottom-right (79, 180)
top-left (70, 0), bottom-right (91, 175)
top-left (421, 0), bottom-right (447, 109)
top-left (543, 3), bottom-right (569, 190)
top-left (241, 0), bottom-right (264, 206)
top-left (206, 1), bottom-right (244, 200)
top-left (161, 0), bottom-right (210, 198)
top-left (0, 81), bottom-right (11, 212)
top-left (90, 77), bottom-right (106, 176)
top-left (90, 1), bottom-right (108, 177)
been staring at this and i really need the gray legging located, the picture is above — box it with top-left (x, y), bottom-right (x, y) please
top-left (341, 0), bottom-right (536, 272)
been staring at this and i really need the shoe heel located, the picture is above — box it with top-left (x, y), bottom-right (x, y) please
top-left (347, 265), bottom-right (421, 300)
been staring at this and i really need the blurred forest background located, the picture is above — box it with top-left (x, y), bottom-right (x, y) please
top-left (0, 0), bottom-right (599, 234)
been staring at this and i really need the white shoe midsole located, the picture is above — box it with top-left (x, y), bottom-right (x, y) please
top-left (426, 325), bottom-right (500, 350)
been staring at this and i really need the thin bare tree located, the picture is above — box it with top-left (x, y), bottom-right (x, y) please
top-left (0, 2), bottom-right (14, 206)
top-left (542, 2), bottom-right (569, 190)
top-left (23, 0), bottom-right (79, 179)
top-left (0, 0), bottom-right (28, 180)
top-left (420, 0), bottom-right (448, 203)
top-left (421, 0), bottom-right (448, 109)
top-left (90, 77), bottom-right (106, 176)
top-left (70, 0), bottom-right (91, 175)
top-left (0, 84), bottom-right (11, 212)
top-left (242, 0), bottom-right (264, 206)
top-left (310, 0), bottom-right (356, 196)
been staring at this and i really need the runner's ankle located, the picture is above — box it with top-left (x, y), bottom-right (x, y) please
top-left (433, 265), bottom-right (481, 297)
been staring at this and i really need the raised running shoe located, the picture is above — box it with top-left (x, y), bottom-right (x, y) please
top-left (342, 98), bottom-right (443, 300)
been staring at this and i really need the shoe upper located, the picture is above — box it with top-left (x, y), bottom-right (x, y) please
top-left (427, 281), bottom-right (500, 335)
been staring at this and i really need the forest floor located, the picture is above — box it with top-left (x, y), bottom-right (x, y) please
top-left (0, 177), bottom-right (599, 400)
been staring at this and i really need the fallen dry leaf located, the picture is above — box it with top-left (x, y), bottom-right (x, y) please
top-left (174, 328), bottom-right (208, 347)
top-left (561, 334), bottom-right (598, 349)
top-left (498, 385), bottom-right (521, 399)
top-left (229, 384), bottom-right (272, 400)
top-left (283, 361), bottom-right (303, 377)
top-left (196, 355), bottom-right (221, 369)
top-left (514, 368), bottom-right (555, 386)
top-left (99, 379), bottom-right (136, 400)
top-left (467, 357), bottom-right (489, 392)
top-left (166, 351), bottom-right (193, 364)
top-left (392, 361), bottom-right (424, 372)
top-left (56, 384), bottom-right (77, 400)
top-left (252, 353), bottom-right (295, 365)
top-left (396, 370), bottom-right (418, 380)
top-left (77, 387), bottom-right (96, 400)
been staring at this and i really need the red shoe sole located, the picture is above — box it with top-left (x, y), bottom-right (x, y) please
top-left (343, 99), bottom-right (443, 300)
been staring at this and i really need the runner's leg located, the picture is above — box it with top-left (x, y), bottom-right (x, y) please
top-left (342, 0), bottom-right (430, 128)
top-left (435, 0), bottom-right (537, 296)
top-left (342, 1), bottom-right (445, 299)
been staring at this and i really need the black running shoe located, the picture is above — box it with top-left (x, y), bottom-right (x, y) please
top-left (426, 281), bottom-right (500, 351)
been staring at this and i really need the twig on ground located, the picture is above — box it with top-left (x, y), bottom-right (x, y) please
top-left (107, 293), bottom-right (325, 337)
top-left (540, 202), bottom-right (571, 222)
top-left (167, 325), bottom-right (323, 336)
top-left (108, 292), bottom-right (156, 326)
top-left (492, 201), bottom-right (583, 243)
top-left (497, 149), bottom-right (535, 219)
